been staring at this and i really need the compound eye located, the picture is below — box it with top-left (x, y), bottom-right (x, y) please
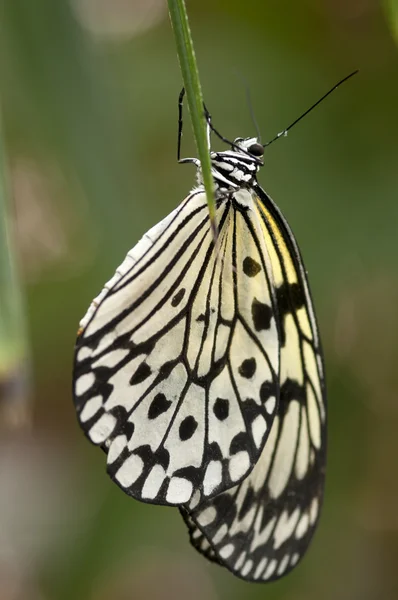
top-left (248, 142), bottom-right (264, 157)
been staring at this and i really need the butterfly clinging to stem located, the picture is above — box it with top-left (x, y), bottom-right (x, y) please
top-left (73, 72), bottom-right (357, 582)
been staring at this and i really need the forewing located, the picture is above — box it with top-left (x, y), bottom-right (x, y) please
top-left (182, 186), bottom-right (326, 581)
top-left (73, 190), bottom-right (279, 506)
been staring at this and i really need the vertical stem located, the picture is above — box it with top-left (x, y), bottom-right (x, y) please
top-left (168, 0), bottom-right (216, 234)
top-left (0, 106), bottom-right (30, 427)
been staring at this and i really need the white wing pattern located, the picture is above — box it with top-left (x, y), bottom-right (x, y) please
top-left (74, 189), bottom-right (281, 506)
top-left (180, 185), bottom-right (326, 582)
top-left (73, 132), bottom-right (326, 582)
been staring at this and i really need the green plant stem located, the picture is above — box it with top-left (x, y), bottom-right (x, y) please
top-left (168, 0), bottom-right (216, 232)
top-left (0, 106), bottom-right (29, 425)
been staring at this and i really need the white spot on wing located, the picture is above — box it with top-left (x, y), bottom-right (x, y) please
top-left (241, 559), bottom-right (253, 577)
top-left (219, 543), bottom-right (234, 559)
top-left (107, 434), bottom-right (127, 464)
top-left (277, 554), bottom-right (290, 576)
top-left (142, 464), bottom-right (166, 499)
top-left (234, 552), bottom-right (246, 571)
top-left (203, 460), bottom-right (222, 496)
top-left (263, 559), bottom-right (277, 580)
top-left (197, 506), bottom-right (217, 527)
top-left (88, 413), bottom-right (116, 443)
top-left (77, 346), bottom-right (92, 362)
top-left (166, 477), bottom-right (193, 504)
top-left (115, 453), bottom-right (144, 488)
top-left (295, 513), bottom-right (309, 539)
top-left (310, 497), bottom-right (319, 524)
top-left (213, 524), bottom-right (228, 544)
top-left (75, 372), bottom-right (95, 396)
top-left (80, 395), bottom-right (102, 422)
top-left (90, 331), bottom-right (114, 358)
top-left (251, 414), bottom-right (267, 448)
top-left (295, 406), bottom-right (310, 479)
top-left (265, 396), bottom-right (276, 414)
top-left (229, 450), bottom-right (250, 482)
top-left (254, 557), bottom-right (268, 579)
top-left (189, 490), bottom-right (201, 510)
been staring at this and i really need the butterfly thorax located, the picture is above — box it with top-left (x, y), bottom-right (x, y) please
top-left (197, 136), bottom-right (264, 195)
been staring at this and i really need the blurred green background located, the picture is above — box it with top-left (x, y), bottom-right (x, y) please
top-left (1, 0), bottom-right (398, 598)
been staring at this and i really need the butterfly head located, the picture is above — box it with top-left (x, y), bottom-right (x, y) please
top-left (210, 137), bottom-right (264, 193)
top-left (232, 137), bottom-right (265, 162)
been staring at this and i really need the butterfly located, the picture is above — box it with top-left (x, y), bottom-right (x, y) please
top-left (72, 86), bottom-right (328, 582)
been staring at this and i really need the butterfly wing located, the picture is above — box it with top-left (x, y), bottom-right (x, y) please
top-left (181, 185), bottom-right (326, 581)
top-left (73, 190), bottom-right (280, 506)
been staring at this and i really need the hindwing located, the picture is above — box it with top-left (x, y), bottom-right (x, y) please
top-left (181, 186), bottom-right (326, 581)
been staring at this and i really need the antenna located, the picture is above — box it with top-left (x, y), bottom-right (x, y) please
top-left (178, 86), bottom-right (262, 164)
top-left (245, 85), bottom-right (262, 144)
top-left (264, 70), bottom-right (359, 147)
top-left (234, 70), bottom-right (262, 143)
top-left (203, 110), bottom-right (263, 164)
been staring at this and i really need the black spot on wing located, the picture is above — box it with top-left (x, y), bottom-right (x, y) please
top-left (213, 491), bottom-right (237, 522)
top-left (229, 431), bottom-right (250, 455)
top-left (275, 281), bottom-right (306, 345)
top-left (148, 393), bottom-right (172, 419)
top-left (171, 288), bottom-right (186, 307)
top-left (260, 380), bottom-right (275, 403)
top-left (153, 446), bottom-right (171, 470)
top-left (130, 362), bottom-right (151, 385)
top-left (196, 307), bottom-right (214, 326)
top-left (159, 359), bottom-right (177, 379)
top-left (279, 378), bottom-right (306, 413)
top-left (243, 256), bottom-right (261, 277)
top-left (251, 298), bottom-right (272, 331)
top-left (238, 357), bottom-right (256, 378)
top-left (179, 416), bottom-right (198, 441)
top-left (276, 282), bottom-right (305, 314)
top-left (213, 397), bottom-right (229, 421)
top-left (207, 441), bottom-right (223, 461)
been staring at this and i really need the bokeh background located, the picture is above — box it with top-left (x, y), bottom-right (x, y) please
top-left (1, 1), bottom-right (398, 599)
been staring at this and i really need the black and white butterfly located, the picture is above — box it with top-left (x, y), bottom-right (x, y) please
top-left (72, 86), bottom-right (329, 582)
